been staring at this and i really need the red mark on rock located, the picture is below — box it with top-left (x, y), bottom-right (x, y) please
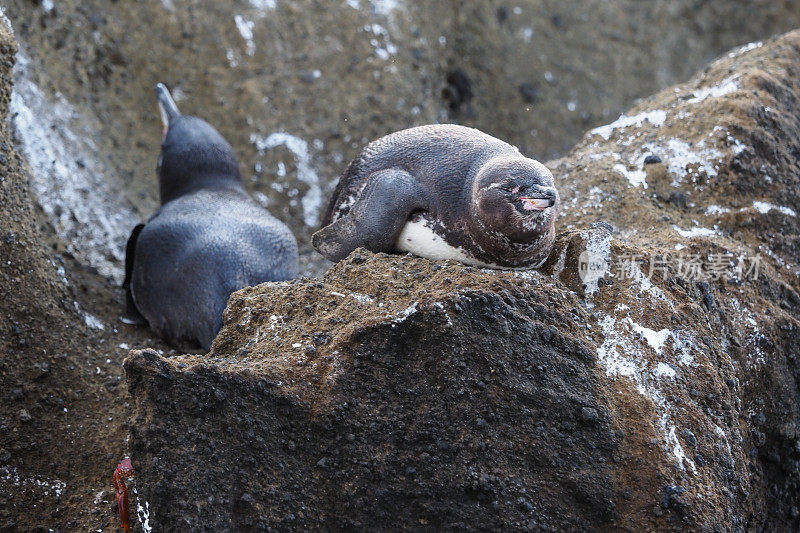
top-left (113, 457), bottom-right (134, 532)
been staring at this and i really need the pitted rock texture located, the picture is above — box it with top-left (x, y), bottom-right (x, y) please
top-left (126, 30), bottom-right (800, 531)
top-left (127, 254), bottom-right (618, 531)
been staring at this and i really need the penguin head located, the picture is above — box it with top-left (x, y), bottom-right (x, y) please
top-left (472, 155), bottom-right (559, 243)
top-left (155, 84), bottom-right (242, 204)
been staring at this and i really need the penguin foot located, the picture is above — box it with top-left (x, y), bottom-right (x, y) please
top-left (121, 288), bottom-right (148, 327)
top-left (120, 314), bottom-right (148, 327)
top-left (312, 216), bottom-right (361, 262)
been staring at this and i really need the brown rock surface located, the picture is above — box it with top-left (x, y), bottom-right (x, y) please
top-left (124, 30), bottom-right (800, 531)
top-left (0, 18), bottom-right (171, 531)
top-left (127, 254), bottom-right (617, 531)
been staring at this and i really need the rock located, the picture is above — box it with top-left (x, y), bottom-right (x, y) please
top-left (125, 254), bottom-right (617, 530)
top-left (580, 407), bottom-right (600, 424)
top-left (33, 361), bottom-right (49, 379)
top-left (126, 30), bottom-right (800, 532)
top-left (0, 19), bottom-right (172, 531)
top-left (667, 191), bottom-right (687, 209)
top-left (661, 485), bottom-right (687, 508)
top-left (4, 0), bottom-right (800, 528)
top-left (681, 429), bottom-right (698, 448)
top-left (540, 222), bottom-right (612, 299)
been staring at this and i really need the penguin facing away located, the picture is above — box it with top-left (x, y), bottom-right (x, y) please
top-left (123, 84), bottom-right (298, 351)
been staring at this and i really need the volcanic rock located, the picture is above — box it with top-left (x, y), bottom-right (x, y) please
top-left (126, 30), bottom-right (800, 531)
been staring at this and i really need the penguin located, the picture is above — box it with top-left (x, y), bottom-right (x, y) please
top-left (122, 83), bottom-right (298, 351)
top-left (312, 124), bottom-right (559, 269)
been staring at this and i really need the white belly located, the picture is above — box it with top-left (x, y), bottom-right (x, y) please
top-left (394, 219), bottom-right (498, 268)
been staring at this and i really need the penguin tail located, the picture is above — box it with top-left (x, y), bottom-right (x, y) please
top-left (155, 83), bottom-right (181, 135)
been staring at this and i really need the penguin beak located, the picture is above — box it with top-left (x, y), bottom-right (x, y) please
top-left (518, 185), bottom-right (558, 212)
top-left (519, 197), bottom-right (552, 211)
top-left (155, 83), bottom-right (181, 139)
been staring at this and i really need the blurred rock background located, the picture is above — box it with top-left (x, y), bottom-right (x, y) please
top-left (5, 0), bottom-right (800, 276)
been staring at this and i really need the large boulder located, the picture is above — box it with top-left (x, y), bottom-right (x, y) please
top-left (127, 252), bottom-right (617, 531)
top-left (125, 31), bottom-right (800, 530)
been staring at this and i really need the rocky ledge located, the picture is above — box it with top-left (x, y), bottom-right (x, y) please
top-left (125, 30), bottom-right (800, 531)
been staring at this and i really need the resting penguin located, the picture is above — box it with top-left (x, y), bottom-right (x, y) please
top-left (122, 84), bottom-right (299, 350)
top-left (312, 124), bottom-right (559, 268)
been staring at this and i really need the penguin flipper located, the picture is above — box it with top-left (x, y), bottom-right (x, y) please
top-left (312, 168), bottom-right (430, 262)
top-left (122, 224), bottom-right (148, 326)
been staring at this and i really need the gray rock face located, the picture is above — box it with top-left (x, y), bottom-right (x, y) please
top-left (125, 32), bottom-right (800, 531)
